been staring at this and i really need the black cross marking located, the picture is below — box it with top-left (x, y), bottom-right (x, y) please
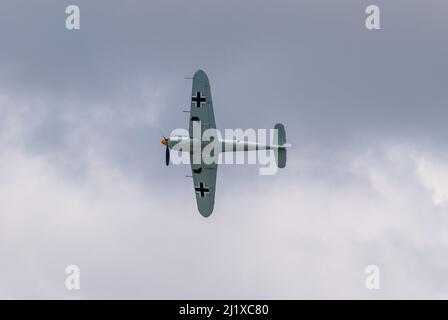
top-left (192, 91), bottom-right (206, 108)
top-left (195, 182), bottom-right (210, 198)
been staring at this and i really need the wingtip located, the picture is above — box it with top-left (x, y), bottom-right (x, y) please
top-left (194, 69), bottom-right (208, 79)
top-left (198, 204), bottom-right (214, 218)
top-left (199, 210), bottom-right (213, 218)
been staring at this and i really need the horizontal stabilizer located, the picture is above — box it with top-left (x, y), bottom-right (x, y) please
top-left (274, 123), bottom-right (286, 146)
top-left (273, 123), bottom-right (287, 168)
top-left (275, 148), bottom-right (287, 168)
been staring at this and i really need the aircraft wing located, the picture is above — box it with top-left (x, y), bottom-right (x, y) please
top-left (191, 160), bottom-right (217, 217)
top-left (189, 70), bottom-right (217, 217)
top-left (189, 70), bottom-right (216, 137)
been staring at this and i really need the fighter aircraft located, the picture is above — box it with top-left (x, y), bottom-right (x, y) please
top-left (161, 70), bottom-right (289, 217)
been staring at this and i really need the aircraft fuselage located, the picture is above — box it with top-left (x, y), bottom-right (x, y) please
top-left (168, 136), bottom-right (278, 154)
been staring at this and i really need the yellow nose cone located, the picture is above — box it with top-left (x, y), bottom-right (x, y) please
top-left (161, 138), bottom-right (168, 146)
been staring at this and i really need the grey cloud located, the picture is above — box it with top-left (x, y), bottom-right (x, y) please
top-left (0, 0), bottom-right (448, 299)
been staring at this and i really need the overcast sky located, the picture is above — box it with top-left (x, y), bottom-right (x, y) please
top-left (1, 0), bottom-right (448, 299)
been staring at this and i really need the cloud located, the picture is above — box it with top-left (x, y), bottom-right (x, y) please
top-left (1, 0), bottom-right (448, 299)
top-left (416, 156), bottom-right (448, 206)
top-left (1, 99), bottom-right (448, 298)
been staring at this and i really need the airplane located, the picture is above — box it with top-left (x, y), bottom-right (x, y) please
top-left (161, 70), bottom-right (290, 217)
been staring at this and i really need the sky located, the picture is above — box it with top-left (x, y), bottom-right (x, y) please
top-left (0, 0), bottom-right (448, 299)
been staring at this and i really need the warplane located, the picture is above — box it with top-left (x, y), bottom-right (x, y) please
top-left (161, 70), bottom-right (290, 217)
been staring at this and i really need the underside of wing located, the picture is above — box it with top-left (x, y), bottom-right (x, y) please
top-left (188, 70), bottom-right (218, 217)
top-left (191, 160), bottom-right (217, 217)
top-left (189, 70), bottom-right (216, 138)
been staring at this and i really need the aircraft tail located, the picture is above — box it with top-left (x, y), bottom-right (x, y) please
top-left (273, 123), bottom-right (287, 168)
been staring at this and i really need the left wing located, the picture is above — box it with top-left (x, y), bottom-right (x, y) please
top-left (189, 70), bottom-right (216, 137)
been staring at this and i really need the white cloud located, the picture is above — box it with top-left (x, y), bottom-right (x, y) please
top-left (1, 123), bottom-right (448, 298)
top-left (416, 156), bottom-right (448, 206)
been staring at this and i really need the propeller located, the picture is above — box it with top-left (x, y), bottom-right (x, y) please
top-left (161, 136), bottom-right (170, 166)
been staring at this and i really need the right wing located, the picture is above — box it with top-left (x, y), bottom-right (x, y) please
top-left (190, 160), bottom-right (217, 217)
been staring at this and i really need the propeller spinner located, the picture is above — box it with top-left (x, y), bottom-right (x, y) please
top-left (161, 137), bottom-right (169, 166)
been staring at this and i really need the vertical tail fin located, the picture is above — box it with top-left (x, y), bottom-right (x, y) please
top-left (273, 123), bottom-right (287, 168)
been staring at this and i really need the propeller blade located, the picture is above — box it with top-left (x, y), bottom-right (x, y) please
top-left (165, 145), bottom-right (170, 166)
